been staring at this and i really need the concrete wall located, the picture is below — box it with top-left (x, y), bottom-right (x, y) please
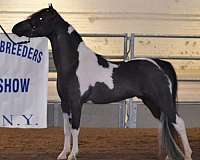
top-left (47, 102), bottom-right (200, 128)
top-left (48, 103), bottom-right (122, 128)
top-left (136, 103), bottom-right (200, 128)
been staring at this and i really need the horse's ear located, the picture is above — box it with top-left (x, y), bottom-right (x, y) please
top-left (48, 3), bottom-right (53, 9)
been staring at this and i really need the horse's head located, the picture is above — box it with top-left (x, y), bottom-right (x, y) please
top-left (12, 4), bottom-right (61, 38)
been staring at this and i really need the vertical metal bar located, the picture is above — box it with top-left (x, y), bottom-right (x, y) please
top-left (126, 100), bottom-right (137, 128)
top-left (119, 101), bottom-right (126, 128)
top-left (119, 34), bottom-right (129, 128)
top-left (123, 34), bottom-right (130, 128)
top-left (124, 34), bottom-right (130, 128)
top-left (123, 33), bottom-right (129, 61)
top-left (125, 33), bottom-right (138, 128)
top-left (130, 33), bottom-right (135, 59)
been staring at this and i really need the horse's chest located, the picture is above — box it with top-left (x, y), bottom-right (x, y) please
top-left (76, 55), bottom-right (117, 95)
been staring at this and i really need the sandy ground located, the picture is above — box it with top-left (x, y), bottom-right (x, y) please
top-left (0, 128), bottom-right (199, 160)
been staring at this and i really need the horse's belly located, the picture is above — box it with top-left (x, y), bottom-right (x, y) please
top-left (87, 82), bottom-right (135, 104)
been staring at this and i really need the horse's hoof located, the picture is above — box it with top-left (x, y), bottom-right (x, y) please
top-left (57, 155), bottom-right (67, 160)
top-left (67, 153), bottom-right (77, 160)
top-left (57, 151), bottom-right (67, 160)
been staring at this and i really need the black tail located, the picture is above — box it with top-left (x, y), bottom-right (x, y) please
top-left (160, 113), bottom-right (184, 160)
top-left (153, 59), bottom-right (184, 159)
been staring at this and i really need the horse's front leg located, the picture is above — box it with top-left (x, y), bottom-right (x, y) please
top-left (57, 112), bottom-right (72, 160)
top-left (67, 101), bottom-right (82, 160)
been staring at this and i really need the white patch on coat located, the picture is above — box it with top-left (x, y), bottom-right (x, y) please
top-left (76, 42), bottom-right (118, 95)
top-left (68, 25), bottom-right (75, 34)
top-left (57, 113), bottom-right (71, 160)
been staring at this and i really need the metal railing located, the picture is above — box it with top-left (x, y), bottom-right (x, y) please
top-left (49, 33), bottom-right (129, 72)
top-left (130, 33), bottom-right (200, 59)
top-left (48, 33), bottom-right (200, 128)
top-left (125, 33), bottom-right (200, 128)
top-left (129, 33), bottom-right (200, 81)
top-left (49, 33), bottom-right (200, 80)
top-left (2, 31), bottom-right (199, 127)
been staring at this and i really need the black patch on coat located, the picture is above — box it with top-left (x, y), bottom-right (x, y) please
top-left (96, 54), bottom-right (109, 68)
top-left (70, 31), bottom-right (83, 49)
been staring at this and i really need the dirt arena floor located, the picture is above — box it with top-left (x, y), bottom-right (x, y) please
top-left (0, 128), bottom-right (199, 160)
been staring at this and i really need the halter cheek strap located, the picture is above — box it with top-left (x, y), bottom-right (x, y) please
top-left (0, 25), bottom-right (30, 45)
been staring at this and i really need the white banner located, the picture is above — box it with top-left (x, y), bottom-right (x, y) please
top-left (0, 34), bottom-right (48, 128)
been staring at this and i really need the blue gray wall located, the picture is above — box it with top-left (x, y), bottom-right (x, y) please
top-left (47, 102), bottom-right (200, 128)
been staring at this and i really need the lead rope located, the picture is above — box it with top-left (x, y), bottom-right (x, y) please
top-left (0, 25), bottom-right (30, 44)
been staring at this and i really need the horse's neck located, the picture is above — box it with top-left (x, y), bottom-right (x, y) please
top-left (49, 30), bottom-right (79, 74)
top-left (49, 23), bottom-right (110, 74)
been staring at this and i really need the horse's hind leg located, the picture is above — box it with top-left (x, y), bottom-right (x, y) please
top-left (173, 115), bottom-right (192, 160)
top-left (142, 98), bottom-right (161, 120)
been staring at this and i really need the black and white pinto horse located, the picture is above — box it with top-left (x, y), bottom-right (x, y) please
top-left (12, 5), bottom-right (192, 160)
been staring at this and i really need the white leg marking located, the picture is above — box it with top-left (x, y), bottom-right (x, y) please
top-left (57, 113), bottom-right (71, 160)
top-left (173, 115), bottom-right (192, 160)
top-left (68, 128), bottom-right (80, 160)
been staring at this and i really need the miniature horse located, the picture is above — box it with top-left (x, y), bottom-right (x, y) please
top-left (12, 5), bottom-right (192, 160)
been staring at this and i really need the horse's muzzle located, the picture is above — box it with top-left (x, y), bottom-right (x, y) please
top-left (12, 21), bottom-right (32, 37)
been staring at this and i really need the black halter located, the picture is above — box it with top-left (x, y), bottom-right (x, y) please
top-left (0, 25), bottom-right (30, 45)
